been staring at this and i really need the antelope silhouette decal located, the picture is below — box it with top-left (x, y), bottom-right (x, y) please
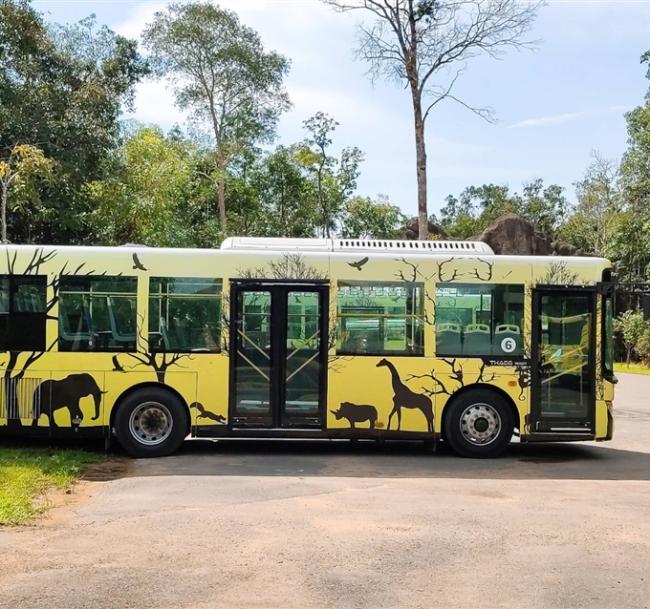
top-left (190, 402), bottom-right (227, 424)
top-left (376, 359), bottom-right (434, 432)
top-left (32, 373), bottom-right (104, 428)
top-left (331, 401), bottom-right (378, 429)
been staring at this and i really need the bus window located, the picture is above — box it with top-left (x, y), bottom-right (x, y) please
top-left (149, 278), bottom-right (221, 353)
top-left (336, 282), bottom-right (424, 355)
top-left (59, 276), bottom-right (137, 351)
top-left (604, 295), bottom-right (614, 377)
top-left (435, 284), bottom-right (524, 356)
top-left (0, 275), bottom-right (47, 351)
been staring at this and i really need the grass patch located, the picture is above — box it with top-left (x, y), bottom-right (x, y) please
top-left (614, 362), bottom-right (650, 376)
top-left (0, 446), bottom-right (102, 526)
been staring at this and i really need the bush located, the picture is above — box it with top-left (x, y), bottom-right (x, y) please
top-left (614, 310), bottom-right (648, 364)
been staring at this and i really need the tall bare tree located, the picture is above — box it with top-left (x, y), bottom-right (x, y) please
top-left (324, 0), bottom-right (542, 239)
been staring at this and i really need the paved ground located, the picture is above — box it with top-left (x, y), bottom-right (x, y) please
top-left (1, 374), bottom-right (649, 609)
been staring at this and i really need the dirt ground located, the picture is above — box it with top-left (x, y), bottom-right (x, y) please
top-left (1, 374), bottom-right (649, 609)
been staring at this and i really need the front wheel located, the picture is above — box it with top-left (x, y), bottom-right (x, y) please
top-left (114, 388), bottom-right (189, 458)
top-left (443, 390), bottom-right (514, 458)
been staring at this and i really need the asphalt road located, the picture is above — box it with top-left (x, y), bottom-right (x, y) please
top-left (1, 374), bottom-right (649, 609)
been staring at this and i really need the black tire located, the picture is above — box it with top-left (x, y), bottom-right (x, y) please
top-left (443, 389), bottom-right (514, 458)
top-left (113, 387), bottom-right (189, 458)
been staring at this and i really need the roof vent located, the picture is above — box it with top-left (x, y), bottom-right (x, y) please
top-left (220, 237), bottom-right (493, 255)
top-left (333, 238), bottom-right (493, 255)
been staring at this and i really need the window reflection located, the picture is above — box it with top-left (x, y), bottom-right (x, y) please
top-left (435, 284), bottom-right (524, 356)
top-left (336, 282), bottom-right (424, 355)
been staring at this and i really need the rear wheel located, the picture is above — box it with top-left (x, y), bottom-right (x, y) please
top-left (114, 388), bottom-right (188, 458)
top-left (443, 389), bottom-right (514, 458)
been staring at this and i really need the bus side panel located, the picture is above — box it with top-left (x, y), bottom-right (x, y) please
top-left (326, 356), bottom-right (526, 435)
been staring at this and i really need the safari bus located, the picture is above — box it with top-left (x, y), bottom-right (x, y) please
top-left (0, 237), bottom-right (616, 458)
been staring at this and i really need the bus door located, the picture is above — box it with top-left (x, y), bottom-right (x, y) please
top-left (229, 281), bottom-right (328, 428)
top-left (530, 287), bottom-right (597, 433)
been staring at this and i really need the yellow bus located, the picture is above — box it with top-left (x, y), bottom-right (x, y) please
top-left (0, 238), bottom-right (616, 458)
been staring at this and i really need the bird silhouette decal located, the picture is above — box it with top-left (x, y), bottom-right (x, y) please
top-left (112, 355), bottom-right (126, 372)
top-left (132, 253), bottom-right (147, 271)
top-left (348, 257), bottom-right (369, 271)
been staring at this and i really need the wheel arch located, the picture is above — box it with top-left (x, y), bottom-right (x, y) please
top-left (109, 382), bottom-right (191, 436)
top-left (440, 383), bottom-right (522, 438)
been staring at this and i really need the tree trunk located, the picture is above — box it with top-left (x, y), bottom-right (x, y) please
top-left (1, 180), bottom-right (8, 244)
top-left (218, 175), bottom-right (226, 232)
top-left (216, 152), bottom-right (227, 233)
top-left (411, 88), bottom-right (429, 240)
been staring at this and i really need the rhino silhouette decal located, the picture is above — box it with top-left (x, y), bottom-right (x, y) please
top-left (33, 373), bottom-right (104, 428)
top-left (331, 402), bottom-right (378, 429)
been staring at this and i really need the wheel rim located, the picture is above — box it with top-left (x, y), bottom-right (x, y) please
top-left (459, 402), bottom-right (501, 446)
top-left (128, 401), bottom-right (173, 446)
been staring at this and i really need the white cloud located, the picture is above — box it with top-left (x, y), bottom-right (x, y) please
top-left (123, 80), bottom-right (185, 127)
top-left (509, 105), bottom-right (631, 129)
top-left (287, 84), bottom-right (402, 129)
top-left (113, 2), bottom-right (165, 40)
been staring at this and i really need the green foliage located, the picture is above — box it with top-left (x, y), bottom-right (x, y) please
top-left (85, 127), bottom-right (195, 247)
top-left (614, 310), bottom-right (647, 365)
top-left (298, 112), bottom-right (364, 237)
top-left (613, 51), bottom-right (650, 282)
top-left (636, 328), bottom-right (650, 366)
top-left (0, 1), bottom-right (147, 243)
top-left (0, 144), bottom-right (55, 242)
top-left (342, 196), bottom-right (406, 239)
top-left (250, 146), bottom-right (318, 237)
top-left (144, 2), bottom-right (289, 147)
top-left (143, 2), bottom-right (290, 230)
top-left (557, 155), bottom-right (619, 257)
top-left (438, 180), bottom-right (568, 239)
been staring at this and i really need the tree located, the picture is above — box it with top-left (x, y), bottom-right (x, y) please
top-left (85, 126), bottom-right (195, 247)
top-left (297, 112), bottom-right (363, 237)
top-left (615, 50), bottom-right (650, 282)
top-left (0, 144), bottom-right (54, 243)
top-left (558, 153), bottom-right (620, 256)
top-left (324, 0), bottom-right (540, 240)
top-left (517, 179), bottom-right (568, 238)
top-left (615, 310), bottom-right (647, 365)
top-left (252, 146), bottom-right (318, 237)
top-left (437, 179), bottom-right (566, 239)
top-left (0, 2), bottom-right (147, 243)
top-left (144, 2), bottom-right (290, 234)
top-left (342, 195), bottom-right (405, 238)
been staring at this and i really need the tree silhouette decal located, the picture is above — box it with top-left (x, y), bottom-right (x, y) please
top-left (404, 357), bottom-right (498, 399)
top-left (540, 261), bottom-right (579, 285)
top-left (238, 253), bottom-right (325, 280)
top-left (1, 248), bottom-right (105, 429)
top-left (113, 314), bottom-right (194, 383)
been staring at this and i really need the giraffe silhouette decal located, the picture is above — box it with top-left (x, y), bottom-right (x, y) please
top-left (376, 359), bottom-right (434, 432)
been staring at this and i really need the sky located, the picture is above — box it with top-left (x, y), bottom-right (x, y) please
top-left (32, 0), bottom-right (650, 219)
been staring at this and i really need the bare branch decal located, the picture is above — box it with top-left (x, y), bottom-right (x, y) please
top-left (238, 254), bottom-right (325, 280)
top-left (469, 258), bottom-right (494, 281)
top-left (114, 313), bottom-right (194, 383)
top-left (437, 257), bottom-right (461, 282)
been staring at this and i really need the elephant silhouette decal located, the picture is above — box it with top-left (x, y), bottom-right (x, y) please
top-left (32, 373), bottom-right (104, 428)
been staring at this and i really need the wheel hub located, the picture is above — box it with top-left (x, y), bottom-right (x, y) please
top-left (459, 403), bottom-right (501, 446)
top-left (128, 401), bottom-right (173, 446)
